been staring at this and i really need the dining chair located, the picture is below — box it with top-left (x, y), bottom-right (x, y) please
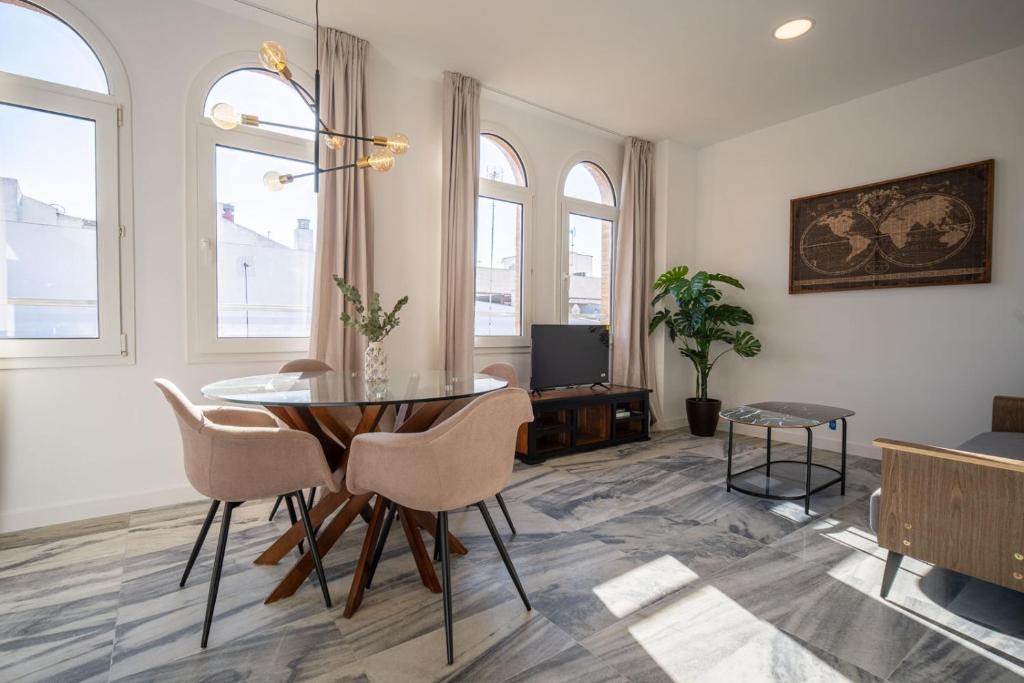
top-left (154, 379), bottom-right (340, 648)
top-left (428, 361), bottom-right (522, 556)
top-left (346, 387), bottom-right (535, 664)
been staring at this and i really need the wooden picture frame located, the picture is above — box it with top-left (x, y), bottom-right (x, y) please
top-left (789, 160), bottom-right (994, 294)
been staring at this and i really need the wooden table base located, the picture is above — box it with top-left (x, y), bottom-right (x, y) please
top-left (256, 400), bottom-right (468, 614)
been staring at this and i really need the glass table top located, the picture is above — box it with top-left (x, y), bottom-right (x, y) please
top-left (719, 402), bottom-right (854, 428)
top-left (201, 370), bottom-right (508, 407)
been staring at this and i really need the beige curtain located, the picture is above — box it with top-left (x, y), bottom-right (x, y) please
top-left (613, 137), bottom-right (662, 422)
top-left (439, 71), bottom-right (480, 375)
top-left (309, 29), bottom-right (372, 370)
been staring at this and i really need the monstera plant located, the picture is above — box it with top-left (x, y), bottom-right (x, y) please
top-left (649, 266), bottom-right (761, 436)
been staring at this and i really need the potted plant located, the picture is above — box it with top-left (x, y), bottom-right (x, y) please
top-left (334, 276), bottom-right (408, 383)
top-left (649, 266), bottom-right (761, 436)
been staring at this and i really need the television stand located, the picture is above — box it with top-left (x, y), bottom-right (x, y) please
top-left (590, 382), bottom-right (610, 391)
top-left (516, 384), bottom-right (651, 464)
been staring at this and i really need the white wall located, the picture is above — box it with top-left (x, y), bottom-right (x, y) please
top-left (0, 0), bottom-right (622, 531)
top-left (474, 92), bottom-right (623, 382)
top-left (690, 45), bottom-right (1024, 456)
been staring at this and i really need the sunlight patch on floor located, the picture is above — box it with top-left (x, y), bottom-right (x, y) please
top-left (592, 555), bottom-right (698, 618)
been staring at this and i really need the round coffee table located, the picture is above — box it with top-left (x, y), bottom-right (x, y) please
top-left (719, 402), bottom-right (854, 514)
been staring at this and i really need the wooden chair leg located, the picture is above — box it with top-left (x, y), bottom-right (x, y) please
top-left (881, 550), bottom-right (903, 599)
top-left (201, 501), bottom-right (238, 648)
top-left (476, 501), bottom-right (530, 611)
top-left (180, 500), bottom-right (219, 587)
top-left (294, 492), bottom-right (331, 608)
top-left (439, 511), bottom-right (454, 665)
top-left (494, 493), bottom-right (516, 535)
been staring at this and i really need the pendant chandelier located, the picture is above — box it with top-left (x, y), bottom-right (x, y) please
top-left (207, 0), bottom-right (408, 192)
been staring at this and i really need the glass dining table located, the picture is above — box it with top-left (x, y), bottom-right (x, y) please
top-left (201, 369), bottom-right (508, 617)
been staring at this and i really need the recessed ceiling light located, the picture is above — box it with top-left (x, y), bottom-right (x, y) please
top-left (774, 18), bottom-right (814, 40)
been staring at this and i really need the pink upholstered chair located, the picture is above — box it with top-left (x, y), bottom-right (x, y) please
top-left (154, 379), bottom-right (340, 648)
top-left (346, 387), bottom-right (535, 664)
top-left (431, 362), bottom-right (522, 539)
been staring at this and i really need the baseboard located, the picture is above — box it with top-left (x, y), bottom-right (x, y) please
top-left (652, 416), bottom-right (687, 432)
top-left (0, 485), bottom-right (204, 534)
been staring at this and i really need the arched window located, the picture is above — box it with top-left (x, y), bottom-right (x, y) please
top-left (561, 160), bottom-right (617, 326)
top-left (476, 133), bottom-right (530, 341)
top-left (1, 0), bottom-right (131, 368)
top-left (190, 67), bottom-right (317, 355)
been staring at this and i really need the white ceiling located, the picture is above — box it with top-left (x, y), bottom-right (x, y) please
top-left (238, 0), bottom-right (1024, 145)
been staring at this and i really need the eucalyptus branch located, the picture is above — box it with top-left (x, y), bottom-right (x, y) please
top-left (333, 275), bottom-right (408, 343)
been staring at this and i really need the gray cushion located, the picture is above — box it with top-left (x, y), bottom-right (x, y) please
top-left (868, 431), bottom-right (1023, 534)
top-left (956, 431), bottom-right (1024, 461)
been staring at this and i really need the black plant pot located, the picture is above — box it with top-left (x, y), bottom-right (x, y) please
top-left (686, 398), bottom-right (722, 437)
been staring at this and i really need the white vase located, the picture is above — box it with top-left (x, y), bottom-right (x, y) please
top-left (364, 340), bottom-right (388, 384)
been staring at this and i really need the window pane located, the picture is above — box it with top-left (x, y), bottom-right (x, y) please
top-left (567, 213), bottom-right (612, 325)
top-left (564, 161), bottom-right (615, 205)
top-left (479, 134), bottom-right (526, 186)
top-left (205, 69), bottom-right (314, 141)
top-left (215, 145), bottom-right (316, 338)
top-left (0, 0), bottom-right (108, 93)
top-left (475, 196), bottom-right (523, 336)
top-left (1, 102), bottom-right (99, 338)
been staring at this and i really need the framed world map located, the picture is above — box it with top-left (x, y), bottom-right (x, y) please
top-left (789, 160), bottom-right (993, 293)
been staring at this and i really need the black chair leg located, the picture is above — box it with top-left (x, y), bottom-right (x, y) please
top-left (476, 502), bottom-right (530, 611)
top-left (268, 495), bottom-right (283, 522)
top-left (294, 492), bottom-right (331, 608)
top-left (201, 501), bottom-right (238, 648)
top-left (284, 495), bottom-right (304, 555)
top-left (494, 493), bottom-right (516, 535)
top-left (365, 502), bottom-right (397, 589)
top-left (306, 487), bottom-right (317, 511)
top-left (881, 550), bottom-right (904, 599)
top-left (439, 511), bottom-right (454, 665)
top-left (180, 500), bottom-right (219, 587)
top-left (433, 515), bottom-right (442, 561)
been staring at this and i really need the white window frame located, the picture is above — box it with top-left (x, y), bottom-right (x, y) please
top-left (475, 126), bottom-right (533, 349)
top-left (186, 56), bottom-right (316, 362)
top-left (0, 0), bottom-right (135, 370)
top-left (558, 154), bottom-right (618, 326)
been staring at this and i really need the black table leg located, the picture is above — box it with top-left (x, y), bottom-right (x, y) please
top-left (726, 421), bottom-right (734, 492)
top-left (765, 427), bottom-right (772, 494)
top-left (804, 427), bottom-right (813, 515)
top-left (840, 417), bottom-right (848, 496)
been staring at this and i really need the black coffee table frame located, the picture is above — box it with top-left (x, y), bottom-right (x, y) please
top-left (725, 415), bottom-right (849, 514)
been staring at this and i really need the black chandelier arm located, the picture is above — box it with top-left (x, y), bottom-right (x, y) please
top-left (288, 161), bottom-right (360, 180)
top-left (254, 117), bottom-right (378, 144)
top-left (286, 78), bottom-right (332, 129)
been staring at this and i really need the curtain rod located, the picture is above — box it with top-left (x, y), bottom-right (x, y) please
top-left (230, 0), bottom-right (625, 140)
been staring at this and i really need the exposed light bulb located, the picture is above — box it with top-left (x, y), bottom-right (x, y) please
top-left (263, 170), bottom-right (293, 192)
top-left (210, 102), bottom-right (241, 130)
top-left (325, 135), bottom-right (344, 150)
top-left (386, 133), bottom-right (410, 155)
top-left (258, 41), bottom-right (291, 77)
top-left (367, 148), bottom-right (395, 172)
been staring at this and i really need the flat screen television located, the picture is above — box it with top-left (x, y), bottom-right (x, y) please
top-left (530, 324), bottom-right (610, 390)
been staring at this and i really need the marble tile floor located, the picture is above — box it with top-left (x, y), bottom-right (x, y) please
top-left (1, 428), bottom-right (1021, 682)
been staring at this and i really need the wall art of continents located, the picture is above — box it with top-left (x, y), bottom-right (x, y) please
top-left (789, 160), bottom-right (993, 293)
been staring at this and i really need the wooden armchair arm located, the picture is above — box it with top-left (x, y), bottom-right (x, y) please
top-left (872, 438), bottom-right (1024, 473)
top-left (993, 395), bottom-right (1024, 433)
